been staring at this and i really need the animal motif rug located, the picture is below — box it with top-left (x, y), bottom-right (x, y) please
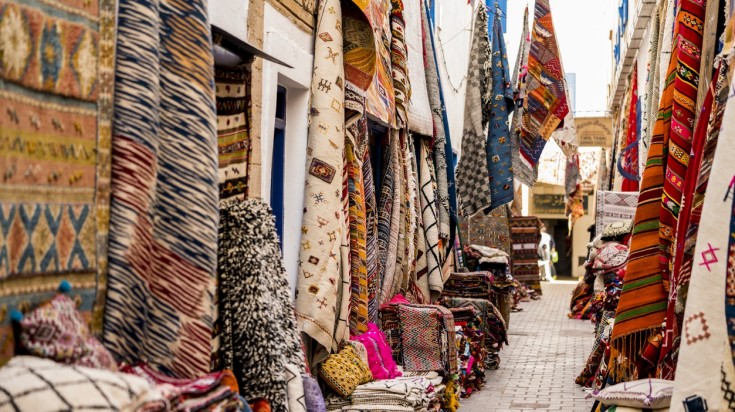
top-left (103, 0), bottom-right (219, 378)
top-left (0, 0), bottom-right (116, 362)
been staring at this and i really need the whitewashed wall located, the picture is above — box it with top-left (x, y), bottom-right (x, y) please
top-left (207, 0), bottom-right (249, 41)
top-left (260, 3), bottom-right (314, 293)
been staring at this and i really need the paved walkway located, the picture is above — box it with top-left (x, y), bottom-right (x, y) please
top-left (460, 281), bottom-right (595, 412)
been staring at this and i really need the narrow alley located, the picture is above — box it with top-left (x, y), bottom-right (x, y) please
top-left (461, 282), bottom-right (594, 412)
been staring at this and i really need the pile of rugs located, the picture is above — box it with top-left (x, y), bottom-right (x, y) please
top-left (572, 221), bottom-right (631, 389)
top-left (450, 307), bottom-right (487, 398)
top-left (325, 375), bottom-right (440, 412)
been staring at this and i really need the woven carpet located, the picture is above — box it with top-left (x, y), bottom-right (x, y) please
top-left (363, 144), bottom-right (380, 324)
top-left (456, 5), bottom-right (492, 218)
top-left (509, 216), bottom-right (542, 294)
top-left (465, 205), bottom-right (512, 257)
top-left (0, 0), bottom-right (116, 362)
top-left (390, 0), bottom-right (409, 127)
top-left (399, 304), bottom-right (457, 373)
top-left (360, 0), bottom-right (396, 126)
top-left (346, 97), bottom-right (369, 335)
top-left (619, 66), bottom-right (639, 192)
top-left (215, 66), bottom-right (251, 203)
top-left (486, 9), bottom-right (515, 211)
top-left (404, 0), bottom-right (432, 135)
top-left (418, 139), bottom-right (442, 298)
top-left (611, 0), bottom-right (708, 379)
top-left (519, 0), bottom-right (570, 169)
top-left (422, 1), bottom-right (451, 239)
top-left (594, 191), bottom-right (639, 236)
top-left (295, 0), bottom-right (349, 365)
top-left (670, 53), bottom-right (735, 407)
top-left (510, 7), bottom-right (536, 187)
top-left (103, 0), bottom-right (219, 379)
top-left (216, 200), bottom-right (306, 412)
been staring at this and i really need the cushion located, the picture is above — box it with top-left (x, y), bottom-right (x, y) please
top-left (303, 374), bottom-right (326, 412)
top-left (0, 356), bottom-right (166, 411)
top-left (602, 219), bottom-right (634, 239)
top-left (351, 323), bottom-right (402, 380)
top-left (18, 294), bottom-right (117, 371)
top-left (588, 378), bottom-right (674, 409)
top-left (318, 345), bottom-right (372, 397)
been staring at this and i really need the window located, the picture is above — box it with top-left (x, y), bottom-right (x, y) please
top-left (271, 86), bottom-right (287, 247)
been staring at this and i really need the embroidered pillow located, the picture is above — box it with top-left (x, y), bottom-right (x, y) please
top-left (588, 378), bottom-right (673, 409)
top-left (351, 323), bottom-right (401, 380)
top-left (18, 293), bottom-right (117, 371)
top-left (0, 356), bottom-right (166, 411)
top-left (318, 345), bottom-right (372, 397)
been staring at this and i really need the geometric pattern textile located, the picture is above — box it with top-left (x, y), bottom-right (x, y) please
top-left (295, 0), bottom-right (350, 366)
top-left (509, 216), bottom-right (542, 294)
top-left (670, 59), bottom-right (735, 408)
top-left (595, 191), bottom-right (639, 236)
top-left (611, 0), bottom-right (708, 378)
top-left (486, 9), bottom-right (515, 211)
top-left (519, 0), bottom-right (570, 168)
top-left (510, 6), bottom-right (536, 187)
top-left (464, 206), bottom-right (512, 256)
top-left (216, 66), bottom-right (251, 203)
top-left (398, 304), bottom-right (457, 373)
top-left (0, 0), bottom-right (116, 352)
top-left (456, 5), bottom-right (493, 218)
top-left (0, 357), bottom-right (167, 411)
top-left (102, 0), bottom-right (219, 379)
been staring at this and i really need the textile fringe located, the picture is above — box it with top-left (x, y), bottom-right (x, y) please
top-left (609, 327), bottom-right (661, 382)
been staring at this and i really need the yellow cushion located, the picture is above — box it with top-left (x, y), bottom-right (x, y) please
top-left (318, 345), bottom-right (373, 397)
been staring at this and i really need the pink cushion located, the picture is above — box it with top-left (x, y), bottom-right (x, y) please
top-left (351, 323), bottom-right (401, 380)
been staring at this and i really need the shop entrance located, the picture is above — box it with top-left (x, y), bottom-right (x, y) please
top-left (541, 219), bottom-right (572, 278)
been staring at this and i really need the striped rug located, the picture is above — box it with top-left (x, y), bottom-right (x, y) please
top-left (103, 0), bottom-right (219, 378)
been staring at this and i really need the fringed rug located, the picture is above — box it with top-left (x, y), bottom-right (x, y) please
top-left (0, 0), bottom-right (116, 362)
top-left (103, 0), bottom-right (218, 378)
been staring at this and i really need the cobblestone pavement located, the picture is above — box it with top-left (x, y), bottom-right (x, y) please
top-left (459, 281), bottom-right (595, 412)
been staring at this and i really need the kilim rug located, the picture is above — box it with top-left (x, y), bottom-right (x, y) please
top-left (509, 216), bottom-right (542, 294)
top-left (456, 5), bottom-right (493, 218)
top-left (465, 206), bottom-right (512, 257)
top-left (399, 304), bottom-right (456, 373)
top-left (421, 1), bottom-right (451, 240)
top-left (216, 200), bottom-right (306, 412)
top-left (360, 0), bottom-right (397, 126)
top-left (343, 2), bottom-right (377, 93)
top-left (640, 4), bottom-right (662, 171)
top-left (378, 133), bottom-right (399, 305)
top-left (404, 0), bottom-right (432, 135)
top-left (519, 0), bottom-right (570, 169)
top-left (103, 0), bottom-right (218, 378)
top-left (215, 66), bottom-right (251, 203)
top-left (295, 0), bottom-right (350, 366)
top-left (510, 7), bottom-right (538, 187)
top-left (611, 0), bottom-right (708, 380)
top-left (486, 9), bottom-right (515, 211)
top-left (346, 97), bottom-right (369, 335)
top-left (418, 140), bottom-right (442, 297)
top-left (363, 145), bottom-right (380, 324)
top-left (0, 0), bottom-right (116, 363)
top-left (594, 191), bottom-right (639, 236)
top-left (619, 66), bottom-right (639, 192)
top-left (390, 0), bottom-right (409, 127)
top-left (671, 54), bottom-right (735, 409)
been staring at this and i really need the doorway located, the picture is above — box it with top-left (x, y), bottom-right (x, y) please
top-left (541, 219), bottom-right (572, 278)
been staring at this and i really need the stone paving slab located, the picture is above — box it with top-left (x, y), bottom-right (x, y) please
top-left (459, 281), bottom-right (595, 412)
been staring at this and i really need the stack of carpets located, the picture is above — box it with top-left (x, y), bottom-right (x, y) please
top-left (450, 307), bottom-right (487, 398)
top-left (509, 217), bottom-right (543, 294)
top-left (441, 272), bottom-right (493, 300)
top-left (325, 376), bottom-right (436, 412)
top-left (441, 297), bottom-right (507, 370)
